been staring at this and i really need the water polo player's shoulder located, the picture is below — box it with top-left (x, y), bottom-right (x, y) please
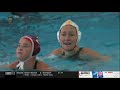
top-left (51, 48), bottom-right (63, 56)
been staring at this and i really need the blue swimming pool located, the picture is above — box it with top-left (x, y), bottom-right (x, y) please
top-left (0, 12), bottom-right (119, 71)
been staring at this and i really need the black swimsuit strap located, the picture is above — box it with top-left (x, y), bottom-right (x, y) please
top-left (75, 47), bottom-right (83, 56)
top-left (33, 60), bottom-right (38, 69)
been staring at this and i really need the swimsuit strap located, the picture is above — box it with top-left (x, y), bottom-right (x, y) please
top-left (75, 47), bottom-right (83, 56)
top-left (33, 60), bottom-right (38, 69)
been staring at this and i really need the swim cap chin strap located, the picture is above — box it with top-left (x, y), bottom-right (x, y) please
top-left (16, 62), bottom-right (24, 70)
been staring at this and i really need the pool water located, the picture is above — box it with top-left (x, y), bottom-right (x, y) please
top-left (0, 12), bottom-right (119, 71)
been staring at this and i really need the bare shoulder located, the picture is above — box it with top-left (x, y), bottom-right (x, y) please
top-left (80, 48), bottom-right (110, 60)
top-left (81, 48), bottom-right (100, 55)
top-left (37, 61), bottom-right (55, 71)
top-left (80, 48), bottom-right (90, 53)
top-left (9, 61), bottom-right (19, 69)
top-left (0, 61), bottom-right (19, 69)
top-left (51, 48), bottom-right (63, 56)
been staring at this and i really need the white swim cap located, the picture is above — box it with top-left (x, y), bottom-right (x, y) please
top-left (57, 20), bottom-right (81, 44)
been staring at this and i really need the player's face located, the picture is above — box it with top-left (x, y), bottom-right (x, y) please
top-left (16, 38), bottom-right (32, 61)
top-left (60, 25), bottom-right (78, 51)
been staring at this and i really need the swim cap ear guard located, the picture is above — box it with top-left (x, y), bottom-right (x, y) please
top-left (57, 20), bottom-right (81, 44)
top-left (29, 35), bottom-right (40, 56)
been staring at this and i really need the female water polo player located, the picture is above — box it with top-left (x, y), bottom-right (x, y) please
top-left (50, 20), bottom-right (110, 60)
top-left (1, 35), bottom-right (55, 71)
